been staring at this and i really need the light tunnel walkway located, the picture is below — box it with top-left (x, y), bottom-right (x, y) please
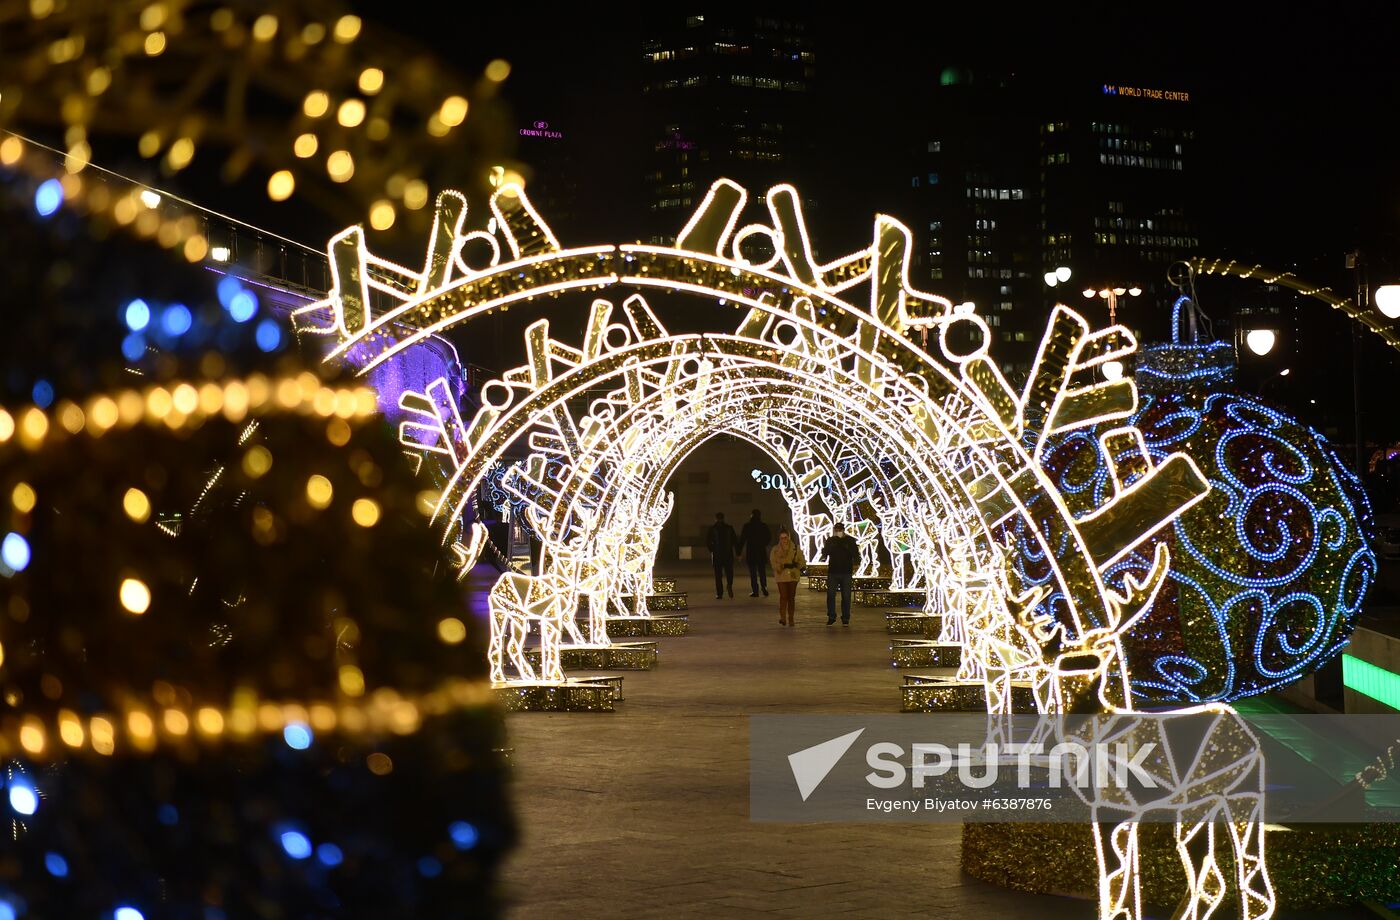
top-left (491, 564), bottom-right (1097, 919)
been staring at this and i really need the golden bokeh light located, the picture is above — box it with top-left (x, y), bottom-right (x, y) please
top-left (369, 199), bottom-right (395, 230)
top-left (306, 474), bottom-right (334, 509)
top-left (123, 487), bottom-right (151, 523)
top-left (120, 577), bottom-right (152, 614)
top-left (351, 497), bottom-right (381, 527)
top-left (267, 169), bottom-right (295, 201)
top-left (437, 617), bottom-right (467, 645)
top-left (358, 67), bottom-right (384, 95)
top-left (11, 482), bottom-right (36, 514)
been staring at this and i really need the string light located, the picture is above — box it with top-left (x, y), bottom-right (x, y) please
top-left (0, 376), bottom-right (378, 455)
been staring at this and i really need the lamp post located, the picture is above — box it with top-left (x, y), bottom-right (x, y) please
top-left (1344, 254), bottom-right (1400, 474)
top-left (1042, 265), bottom-right (1072, 288)
top-left (1348, 252), bottom-right (1368, 475)
top-left (1081, 284), bottom-right (1141, 325)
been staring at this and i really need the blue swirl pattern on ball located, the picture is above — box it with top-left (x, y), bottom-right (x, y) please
top-left (1016, 386), bottom-right (1375, 705)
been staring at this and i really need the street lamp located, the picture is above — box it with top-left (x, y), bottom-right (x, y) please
top-left (1377, 284), bottom-right (1400, 319)
top-left (1101, 359), bottom-right (1124, 381)
top-left (1083, 284), bottom-right (1141, 324)
top-left (1245, 329), bottom-right (1277, 356)
top-left (1043, 265), bottom-right (1072, 288)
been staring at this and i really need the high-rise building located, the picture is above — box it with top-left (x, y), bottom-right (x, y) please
top-left (1038, 79), bottom-right (1198, 337)
top-left (639, 13), bottom-right (816, 242)
top-left (911, 69), bottom-right (1199, 374)
top-left (513, 116), bottom-right (582, 237)
top-left (910, 67), bottom-right (1038, 364)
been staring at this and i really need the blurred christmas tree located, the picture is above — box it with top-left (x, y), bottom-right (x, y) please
top-left (0, 188), bottom-right (513, 918)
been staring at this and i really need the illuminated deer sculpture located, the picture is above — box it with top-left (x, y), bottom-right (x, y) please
top-left (975, 544), bottom-right (1275, 920)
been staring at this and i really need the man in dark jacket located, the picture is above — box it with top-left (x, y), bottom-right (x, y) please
top-left (706, 512), bottom-right (739, 599)
top-left (820, 521), bottom-right (860, 625)
top-left (736, 509), bottom-right (772, 597)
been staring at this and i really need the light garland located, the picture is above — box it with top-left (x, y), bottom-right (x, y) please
top-left (0, 678), bottom-right (494, 762)
top-left (299, 175), bottom-right (1209, 711)
top-left (0, 3), bottom-right (485, 227)
top-left (0, 374), bottom-right (377, 451)
top-left (290, 176), bottom-right (1288, 916)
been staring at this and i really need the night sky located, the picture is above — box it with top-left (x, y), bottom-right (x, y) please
top-left (362, 3), bottom-right (1400, 274)
top-left (95, 3), bottom-right (1399, 445)
top-left (340, 4), bottom-right (1399, 447)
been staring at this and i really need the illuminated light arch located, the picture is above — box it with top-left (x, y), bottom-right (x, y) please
top-left (296, 176), bottom-right (1210, 691)
top-left (1190, 257), bottom-right (1400, 353)
top-left (562, 388), bottom-right (922, 590)
top-left (548, 375), bottom-right (912, 534)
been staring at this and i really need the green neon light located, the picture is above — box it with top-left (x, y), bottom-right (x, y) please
top-left (1342, 654), bottom-right (1400, 711)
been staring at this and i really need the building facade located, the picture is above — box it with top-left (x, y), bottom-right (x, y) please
top-left (912, 69), bottom-right (1199, 375)
top-left (639, 13), bottom-right (816, 243)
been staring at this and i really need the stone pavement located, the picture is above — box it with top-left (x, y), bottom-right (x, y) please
top-left (498, 566), bottom-right (1097, 919)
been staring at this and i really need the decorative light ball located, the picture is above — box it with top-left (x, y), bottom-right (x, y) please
top-left (1026, 343), bottom-right (1376, 704)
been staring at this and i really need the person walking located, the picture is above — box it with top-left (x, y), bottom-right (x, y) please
top-left (736, 508), bottom-right (772, 597)
top-left (769, 526), bottom-right (803, 626)
top-left (820, 521), bottom-right (860, 626)
top-left (706, 512), bottom-right (739, 599)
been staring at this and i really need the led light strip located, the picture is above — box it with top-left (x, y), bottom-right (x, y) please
top-left (1342, 654), bottom-right (1400, 711)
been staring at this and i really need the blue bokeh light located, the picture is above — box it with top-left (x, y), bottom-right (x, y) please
top-left (115, 907), bottom-right (145, 920)
top-left (448, 821), bottom-right (479, 850)
top-left (44, 852), bottom-right (68, 878)
top-left (417, 856), bottom-right (443, 878)
top-left (31, 380), bottom-right (54, 409)
top-left (2, 533), bottom-right (32, 574)
top-left (216, 276), bottom-right (242, 308)
top-left (316, 843), bottom-right (344, 867)
top-left (228, 290), bottom-right (258, 323)
top-left (161, 304), bottom-right (193, 337)
top-left (283, 723), bottom-right (312, 750)
top-left (255, 319), bottom-right (282, 352)
top-left (280, 830), bottom-right (313, 860)
top-left (121, 333), bottom-right (147, 362)
top-left (35, 178), bottom-right (63, 217)
top-left (0, 900), bottom-right (16, 920)
top-left (8, 781), bottom-right (38, 816)
top-left (123, 299), bottom-right (151, 331)
top-left (157, 804), bottom-right (179, 826)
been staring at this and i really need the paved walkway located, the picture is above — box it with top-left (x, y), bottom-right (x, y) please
top-left (499, 567), bottom-right (1096, 919)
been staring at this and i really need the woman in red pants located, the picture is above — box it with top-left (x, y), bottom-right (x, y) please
top-left (769, 527), bottom-right (803, 626)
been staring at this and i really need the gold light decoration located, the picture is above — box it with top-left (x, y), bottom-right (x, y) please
top-left (0, 1), bottom-right (481, 229)
top-left (294, 175), bottom-right (1207, 720)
